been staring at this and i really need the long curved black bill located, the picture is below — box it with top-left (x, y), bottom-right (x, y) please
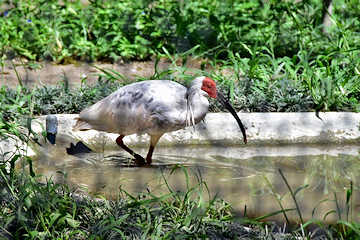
top-left (217, 91), bottom-right (247, 144)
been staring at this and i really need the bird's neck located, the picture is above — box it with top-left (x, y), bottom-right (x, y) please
top-left (187, 89), bottom-right (209, 124)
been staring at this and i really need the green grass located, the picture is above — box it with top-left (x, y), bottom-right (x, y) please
top-left (1, 0), bottom-right (360, 62)
top-left (1, 158), bottom-right (360, 239)
top-left (1, 0), bottom-right (360, 112)
top-left (0, 163), bottom-right (298, 239)
top-left (0, 54), bottom-right (359, 119)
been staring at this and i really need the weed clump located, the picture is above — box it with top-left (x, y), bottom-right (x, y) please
top-left (0, 166), bottom-right (296, 239)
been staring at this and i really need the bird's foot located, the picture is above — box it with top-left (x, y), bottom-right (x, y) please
top-left (133, 153), bottom-right (146, 166)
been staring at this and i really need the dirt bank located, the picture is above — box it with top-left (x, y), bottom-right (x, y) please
top-left (0, 57), bottom-right (222, 88)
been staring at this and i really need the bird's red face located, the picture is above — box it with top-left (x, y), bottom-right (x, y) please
top-left (201, 76), bottom-right (247, 144)
top-left (201, 77), bottom-right (217, 98)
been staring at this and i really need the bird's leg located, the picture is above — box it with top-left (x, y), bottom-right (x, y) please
top-left (116, 135), bottom-right (146, 165)
top-left (145, 134), bottom-right (163, 165)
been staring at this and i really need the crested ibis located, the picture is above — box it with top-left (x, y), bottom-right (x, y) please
top-left (73, 76), bottom-right (247, 165)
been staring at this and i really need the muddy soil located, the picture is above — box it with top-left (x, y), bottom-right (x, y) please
top-left (0, 57), bottom-right (227, 88)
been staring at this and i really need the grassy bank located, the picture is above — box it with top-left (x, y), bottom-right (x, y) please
top-left (0, 55), bottom-right (358, 118)
top-left (1, 158), bottom-right (360, 239)
top-left (0, 142), bottom-right (295, 240)
top-left (1, 0), bottom-right (360, 112)
top-left (1, 166), bottom-right (262, 239)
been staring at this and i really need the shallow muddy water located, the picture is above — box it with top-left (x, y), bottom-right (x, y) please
top-left (32, 141), bottom-right (360, 223)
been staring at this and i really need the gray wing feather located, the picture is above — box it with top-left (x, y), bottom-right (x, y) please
top-left (74, 80), bottom-right (189, 135)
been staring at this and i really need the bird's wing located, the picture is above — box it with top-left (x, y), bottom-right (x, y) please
top-left (73, 80), bottom-right (189, 134)
top-left (142, 81), bottom-right (188, 133)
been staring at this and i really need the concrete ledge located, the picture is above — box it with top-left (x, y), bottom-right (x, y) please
top-left (1, 112), bottom-right (360, 158)
top-left (26, 112), bottom-right (360, 152)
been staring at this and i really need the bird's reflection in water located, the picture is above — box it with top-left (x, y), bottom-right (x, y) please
top-left (103, 153), bottom-right (196, 169)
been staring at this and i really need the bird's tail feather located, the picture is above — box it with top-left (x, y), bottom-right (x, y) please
top-left (72, 118), bottom-right (93, 131)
